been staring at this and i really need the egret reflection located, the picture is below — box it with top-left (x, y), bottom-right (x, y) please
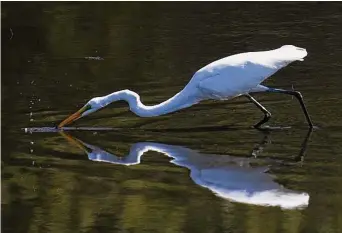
top-left (61, 131), bottom-right (311, 209)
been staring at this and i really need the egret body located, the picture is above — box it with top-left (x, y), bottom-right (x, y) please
top-left (59, 45), bottom-right (313, 128)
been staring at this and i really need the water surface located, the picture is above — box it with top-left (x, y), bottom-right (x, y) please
top-left (2, 2), bottom-right (342, 233)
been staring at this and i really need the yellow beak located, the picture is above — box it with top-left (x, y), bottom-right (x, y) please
top-left (58, 106), bottom-right (87, 128)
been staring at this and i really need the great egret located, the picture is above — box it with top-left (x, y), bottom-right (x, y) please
top-left (59, 45), bottom-right (313, 128)
top-left (61, 132), bottom-right (310, 209)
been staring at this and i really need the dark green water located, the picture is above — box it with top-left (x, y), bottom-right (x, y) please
top-left (2, 2), bottom-right (342, 233)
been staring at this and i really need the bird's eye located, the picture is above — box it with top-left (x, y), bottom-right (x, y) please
top-left (84, 104), bottom-right (92, 111)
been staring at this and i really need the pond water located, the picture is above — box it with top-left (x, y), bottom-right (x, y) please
top-left (2, 2), bottom-right (342, 233)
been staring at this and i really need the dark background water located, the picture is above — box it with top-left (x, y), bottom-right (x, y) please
top-left (2, 2), bottom-right (342, 233)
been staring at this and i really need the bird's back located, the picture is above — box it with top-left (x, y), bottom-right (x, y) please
top-left (185, 45), bottom-right (307, 99)
top-left (196, 45), bottom-right (307, 76)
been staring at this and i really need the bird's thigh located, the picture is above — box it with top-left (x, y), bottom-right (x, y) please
top-left (199, 78), bottom-right (257, 98)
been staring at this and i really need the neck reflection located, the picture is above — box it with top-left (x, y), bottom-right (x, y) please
top-left (60, 130), bottom-right (312, 209)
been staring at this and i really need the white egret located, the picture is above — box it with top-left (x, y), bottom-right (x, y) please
top-left (59, 45), bottom-right (313, 128)
top-left (61, 132), bottom-right (309, 209)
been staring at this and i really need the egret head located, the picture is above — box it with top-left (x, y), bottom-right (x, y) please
top-left (58, 97), bottom-right (104, 128)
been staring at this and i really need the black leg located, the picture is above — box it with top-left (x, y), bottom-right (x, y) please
top-left (266, 88), bottom-right (313, 128)
top-left (245, 94), bottom-right (272, 128)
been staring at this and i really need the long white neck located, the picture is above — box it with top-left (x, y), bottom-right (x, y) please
top-left (100, 89), bottom-right (199, 117)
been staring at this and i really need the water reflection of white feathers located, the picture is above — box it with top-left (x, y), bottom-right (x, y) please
top-left (61, 132), bottom-right (310, 209)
